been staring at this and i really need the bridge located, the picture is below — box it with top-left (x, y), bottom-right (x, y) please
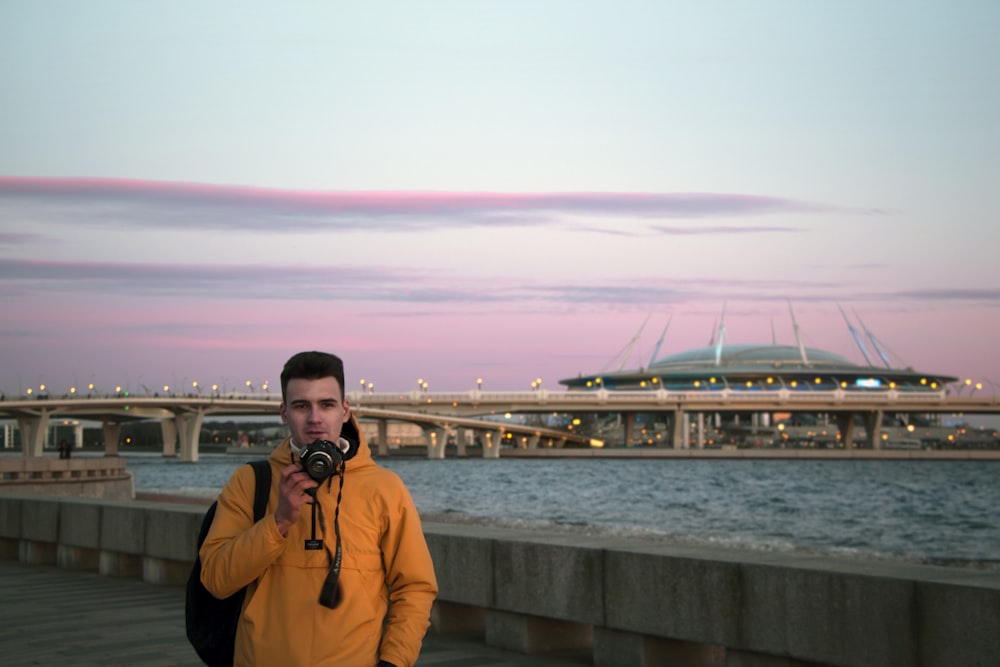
top-left (0, 394), bottom-right (593, 462)
top-left (1, 387), bottom-right (998, 461)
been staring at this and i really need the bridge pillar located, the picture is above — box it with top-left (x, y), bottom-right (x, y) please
top-left (177, 409), bottom-right (205, 462)
top-left (377, 419), bottom-right (389, 456)
top-left (160, 419), bottom-right (178, 458)
top-left (526, 434), bottom-right (540, 449)
top-left (681, 412), bottom-right (691, 449)
top-left (864, 410), bottom-right (884, 449)
top-left (835, 413), bottom-right (856, 449)
top-left (623, 412), bottom-right (635, 447)
top-left (482, 431), bottom-right (501, 459)
top-left (695, 413), bottom-right (705, 449)
top-left (671, 410), bottom-right (684, 450)
top-left (73, 422), bottom-right (84, 450)
top-left (16, 411), bottom-right (50, 457)
top-left (102, 421), bottom-right (121, 456)
top-left (455, 427), bottom-right (468, 457)
top-left (425, 427), bottom-right (446, 459)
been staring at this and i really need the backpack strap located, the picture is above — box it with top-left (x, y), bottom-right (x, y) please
top-left (248, 460), bottom-right (272, 522)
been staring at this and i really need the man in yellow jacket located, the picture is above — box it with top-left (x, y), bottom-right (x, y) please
top-left (200, 351), bottom-right (438, 667)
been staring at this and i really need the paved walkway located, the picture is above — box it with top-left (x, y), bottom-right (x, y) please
top-left (0, 560), bottom-right (588, 667)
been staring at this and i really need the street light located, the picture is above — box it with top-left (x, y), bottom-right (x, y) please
top-left (477, 377), bottom-right (483, 391)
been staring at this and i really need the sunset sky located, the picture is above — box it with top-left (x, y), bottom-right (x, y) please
top-left (2, 1), bottom-right (999, 398)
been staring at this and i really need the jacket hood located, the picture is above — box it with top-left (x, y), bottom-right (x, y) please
top-left (339, 411), bottom-right (362, 461)
top-left (270, 412), bottom-right (373, 470)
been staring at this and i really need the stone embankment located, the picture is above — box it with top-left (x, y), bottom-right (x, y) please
top-left (0, 493), bottom-right (997, 667)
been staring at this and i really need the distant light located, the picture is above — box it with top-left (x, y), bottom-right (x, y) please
top-left (855, 378), bottom-right (882, 388)
top-left (589, 439), bottom-right (605, 448)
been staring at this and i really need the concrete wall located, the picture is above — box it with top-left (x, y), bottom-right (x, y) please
top-left (0, 457), bottom-right (134, 499)
top-left (0, 495), bottom-right (997, 667)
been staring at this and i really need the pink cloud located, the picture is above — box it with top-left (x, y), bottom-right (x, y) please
top-left (0, 176), bottom-right (851, 229)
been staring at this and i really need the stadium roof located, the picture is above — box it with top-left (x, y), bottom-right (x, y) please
top-left (559, 341), bottom-right (957, 392)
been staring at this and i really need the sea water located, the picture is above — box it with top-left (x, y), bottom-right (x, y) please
top-left (123, 454), bottom-right (1000, 569)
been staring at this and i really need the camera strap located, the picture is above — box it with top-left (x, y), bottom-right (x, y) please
top-left (317, 463), bottom-right (346, 609)
top-left (305, 497), bottom-right (323, 550)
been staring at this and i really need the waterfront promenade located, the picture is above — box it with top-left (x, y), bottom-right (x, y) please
top-left (3, 490), bottom-right (998, 666)
top-left (0, 560), bottom-right (587, 667)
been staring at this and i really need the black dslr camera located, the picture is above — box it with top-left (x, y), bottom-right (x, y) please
top-left (299, 439), bottom-right (343, 484)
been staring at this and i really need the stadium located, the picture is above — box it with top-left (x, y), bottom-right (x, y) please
top-left (556, 308), bottom-right (976, 449)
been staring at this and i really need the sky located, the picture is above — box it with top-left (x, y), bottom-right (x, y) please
top-left (2, 1), bottom-right (999, 398)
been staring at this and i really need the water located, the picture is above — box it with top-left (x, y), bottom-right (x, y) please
top-left (124, 454), bottom-right (1000, 569)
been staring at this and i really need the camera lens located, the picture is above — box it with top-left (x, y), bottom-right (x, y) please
top-left (305, 453), bottom-right (333, 478)
top-left (299, 440), bottom-right (343, 483)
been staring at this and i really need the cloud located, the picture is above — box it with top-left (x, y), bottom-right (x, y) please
top-left (649, 224), bottom-right (803, 235)
top-left (0, 257), bottom-right (874, 308)
top-left (0, 231), bottom-right (46, 245)
top-left (0, 176), bottom-right (852, 234)
top-left (895, 288), bottom-right (1000, 301)
top-left (7, 256), bottom-right (986, 312)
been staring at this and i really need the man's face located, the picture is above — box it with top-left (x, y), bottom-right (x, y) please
top-left (279, 376), bottom-right (350, 446)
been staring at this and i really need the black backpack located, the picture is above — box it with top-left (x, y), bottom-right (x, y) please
top-left (186, 460), bottom-right (272, 667)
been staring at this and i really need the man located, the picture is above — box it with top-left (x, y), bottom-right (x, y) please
top-left (200, 351), bottom-right (438, 667)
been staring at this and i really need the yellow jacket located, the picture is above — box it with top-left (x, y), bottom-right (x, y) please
top-left (200, 425), bottom-right (438, 667)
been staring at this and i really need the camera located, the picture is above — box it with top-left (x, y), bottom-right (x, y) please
top-left (299, 439), bottom-right (344, 483)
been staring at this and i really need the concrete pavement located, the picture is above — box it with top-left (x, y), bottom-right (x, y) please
top-left (0, 560), bottom-right (588, 667)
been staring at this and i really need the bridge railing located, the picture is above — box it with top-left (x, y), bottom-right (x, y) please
top-left (347, 387), bottom-right (954, 406)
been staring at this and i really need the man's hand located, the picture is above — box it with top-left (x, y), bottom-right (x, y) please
top-left (274, 462), bottom-right (318, 536)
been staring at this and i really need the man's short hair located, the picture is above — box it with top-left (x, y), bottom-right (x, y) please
top-left (280, 351), bottom-right (346, 401)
